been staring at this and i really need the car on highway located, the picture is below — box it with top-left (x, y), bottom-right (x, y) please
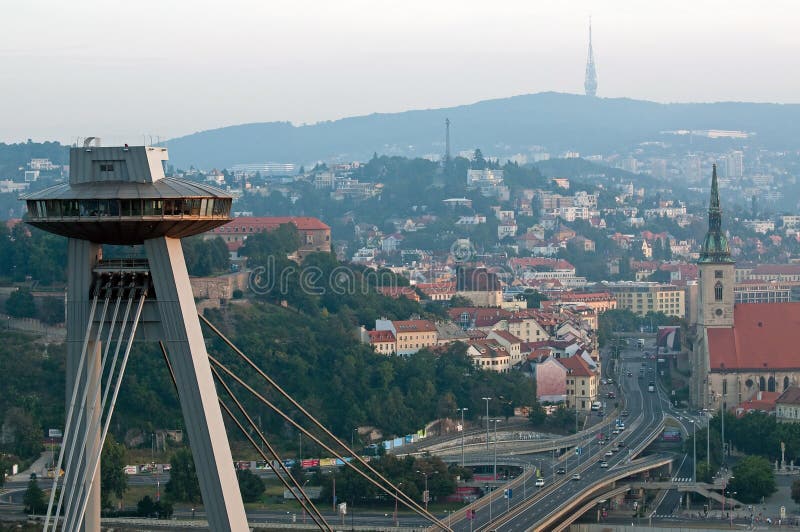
top-left (621, 410), bottom-right (629, 417)
top-left (556, 467), bottom-right (566, 475)
top-left (605, 451), bottom-right (613, 457)
top-left (627, 371), bottom-right (633, 377)
top-left (598, 439), bottom-right (606, 445)
top-left (607, 391), bottom-right (616, 399)
top-left (611, 429), bottom-right (619, 435)
top-left (617, 441), bottom-right (626, 447)
top-left (571, 473), bottom-right (581, 481)
top-left (599, 460), bottom-right (609, 468)
top-left (607, 378), bottom-right (614, 384)
top-left (535, 477), bottom-right (545, 487)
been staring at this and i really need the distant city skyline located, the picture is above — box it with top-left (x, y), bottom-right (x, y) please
top-left (2, 0), bottom-right (799, 143)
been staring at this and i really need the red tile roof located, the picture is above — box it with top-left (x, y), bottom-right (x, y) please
top-left (368, 330), bottom-right (396, 343)
top-left (751, 264), bottom-right (800, 276)
top-left (708, 303), bottom-right (800, 370)
top-left (776, 387), bottom-right (800, 406)
top-left (560, 354), bottom-right (595, 377)
top-left (393, 319), bottom-right (437, 333)
top-left (214, 216), bottom-right (330, 233)
top-left (489, 330), bottom-right (523, 344)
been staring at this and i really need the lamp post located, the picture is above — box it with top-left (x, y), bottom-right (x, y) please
top-left (720, 363), bottom-right (726, 467)
top-left (491, 419), bottom-right (503, 483)
top-left (690, 419), bottom-right (696, 483)
top-left (482, 397), bottom-right (492, 450)
top-left (416, 470), bottom-right (436, 512)
top-left (458, 407), bottom-right (468, 467)
top-left (351, 428), bottom-right (358, 450)
top-left (393, 482), bottom-right (402, 527)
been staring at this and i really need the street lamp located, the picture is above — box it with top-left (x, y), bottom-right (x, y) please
top-left (491, 419), bottom-right (503, 486)
top-left (351, 428), bottom-right (358, 450)
top-left (416, 470), bottom-right (437, 512)
top-left (393, 482), bottom-right (403, 527)
top-left (690, 420), bottom-right (696, 483)
top-left (482, 397), bottom-right (492, 450)
top-left (457, 407), bottom-right (468, 467)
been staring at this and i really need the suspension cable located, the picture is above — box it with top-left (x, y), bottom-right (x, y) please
top-left (69, 280), bottom-right (149, 530)
top-left (50, 281), bottom-right (113, 530)
top-left (208, 354), bottom-right (451, 531)
top-left (200, 315), bottom-right (451, 531)
top-left (52, 280), bottom-right (135, 530)
top-left (159, 342), bottom-right (330, 531)
top-left (58, 280), bottom-right (127, 528)
top-left (44, 284), bottom-right (102, 531)
top-left (211, 366), bottom-right (331, 531)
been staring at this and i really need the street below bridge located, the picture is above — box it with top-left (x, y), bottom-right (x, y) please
top-left (442, 343), bottom-right (671, 532)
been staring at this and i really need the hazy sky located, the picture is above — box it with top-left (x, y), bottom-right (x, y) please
top-left (1, 0), bottom-right (799, 143)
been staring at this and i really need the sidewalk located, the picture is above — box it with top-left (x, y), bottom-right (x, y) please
top-left (9, 450), bottom-right (53, 482)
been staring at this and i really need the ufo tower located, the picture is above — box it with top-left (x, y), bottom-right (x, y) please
top-left (23, 140), bottom-right (247, 531)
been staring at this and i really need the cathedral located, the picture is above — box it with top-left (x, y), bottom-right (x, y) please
top-left (690, 165), bottom-right (800, 411)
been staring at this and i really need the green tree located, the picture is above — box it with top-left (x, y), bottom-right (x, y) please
top-left (23, 478), bottom-right (47, 515)
top-left (165, 448), bottom-right (201, 503)
top-left (728, 455), bottom-right (776, 504)
top-left (101, 434), bottom-right (128, 509)
top-left (4, 407), bottom-right (42, 459)
top-left (6, 288), bottom-right (36, 318)
top-left (791, 478), bottom-right (800, 506)
top-left (236, 469), bottom-right (265, 503)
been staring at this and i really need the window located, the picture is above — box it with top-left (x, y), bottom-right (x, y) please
top-left (99, 163), bottom-right (114, 172)
top-left (722, 379), bottom-right (727, 395)
top-left (714, 282), bottom-right (723, 301)
top-left (715, 270), bottom-right (723, 279)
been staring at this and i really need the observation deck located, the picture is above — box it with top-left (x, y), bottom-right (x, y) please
top-left (22, 144), bottom-right (232, 245)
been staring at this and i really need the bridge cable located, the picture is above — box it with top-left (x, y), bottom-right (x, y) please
top-left (49, 281), bottom-right (114, 530)
top-left (159, 342), bottom-right (331, 531)
top-left (43, 283), bottom-right (102, 531)
top-left (213, 372), bottom-right (331, 531)
top-left (58, 279), bottom-right (127, 529)
top-left (199, 314), bottom-right (451, 531)
top-left (53, 279), bottom-right (133, 530)
top-left (70, 279), bottom-right (149, 530)
top-left (207, 353), bottom-right (451, 531)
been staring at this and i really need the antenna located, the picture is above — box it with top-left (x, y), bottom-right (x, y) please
top-left (444, 118), bottom-right (451, 164)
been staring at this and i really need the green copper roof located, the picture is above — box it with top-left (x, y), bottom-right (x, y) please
top-left (698, 164), bottom-right (734, 264)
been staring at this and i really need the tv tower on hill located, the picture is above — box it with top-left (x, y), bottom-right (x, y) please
top-left (584, 19), bottom-right (598, 97)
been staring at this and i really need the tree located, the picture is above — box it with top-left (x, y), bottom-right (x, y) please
top-left (528, 402), bottom-right (547, 426)
top-left (165, 448), bottom-right (201, 503)
top-left (101, 434), bottom-right (128, 509)
top-left (6, 288), bottom-right (36, 318)
top-left (23, 478), bottom-right (47, 515)
top-left (791, 478), bottom-right (800, 506)
top-left (4, 407), bottom-right (42, 459)
top-left (728, 455), bottom-right (776, 504)
top-left (236, 469), bottom-right (265, 503)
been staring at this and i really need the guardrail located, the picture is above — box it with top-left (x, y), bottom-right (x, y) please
top-left (532, 455), bottom-right (674, 531)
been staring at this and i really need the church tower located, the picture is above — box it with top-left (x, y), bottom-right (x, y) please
top-left (696, 164), bottom-right (735, 328)
top-left (691, 164), bottom-right (735, 409)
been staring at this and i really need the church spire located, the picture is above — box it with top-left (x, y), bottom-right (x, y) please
top-left (699, 164), bottom-right (733, 263)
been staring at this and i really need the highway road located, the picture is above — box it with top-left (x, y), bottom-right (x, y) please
top-left (445, 344), bottom-right (671, 532)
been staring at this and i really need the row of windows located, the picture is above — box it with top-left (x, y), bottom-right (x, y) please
top-left (26, 198), bottom-right (231, 219)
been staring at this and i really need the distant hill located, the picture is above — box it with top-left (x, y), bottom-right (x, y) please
top-left (164, 92), bottom-right (800, 169)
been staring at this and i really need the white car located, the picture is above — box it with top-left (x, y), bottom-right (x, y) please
top-left (605, 451), bottom-right (613, 457)
top-left (599, 460), bottom-right (609, 468)
top-left (535, 477), bottom-right (545, 487)
top-left (571, 473), bottom-right (581, 481)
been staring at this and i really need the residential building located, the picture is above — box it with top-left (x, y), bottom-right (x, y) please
top-left (466, 339), bottom-right (511, 373)
top-left (529, 356), bottom-right (567, 402)
top-left (210, 216), bottom-right (331, 259)
top-left (375, 319), bottom-right (438, 355)
top-left (562, 355), bottom-right (599, 411)
top-left (776, 387), bottom-right (800, 423)
top-left (366, 329), bottom-right (397, 355)
top-left (487, 330), bottom-right (524, 365)
top-left (605, 281), bottom-right (686, 318)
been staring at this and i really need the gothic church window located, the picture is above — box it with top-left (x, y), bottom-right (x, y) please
top-left (715, 282), bottom-right (723, 301)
